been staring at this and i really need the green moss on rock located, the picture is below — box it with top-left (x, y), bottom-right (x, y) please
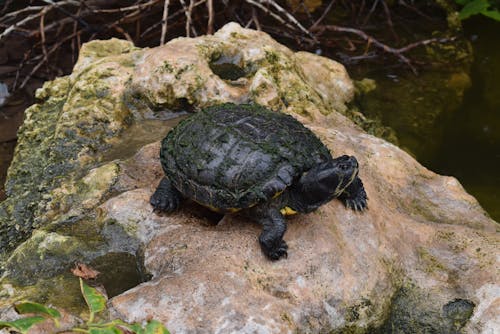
top-left (2, 230), bottom-right (92, 285)
top-left (376, 284), bottom-right (475, 333)
top-left (0, 39), bottom-right (138, 254)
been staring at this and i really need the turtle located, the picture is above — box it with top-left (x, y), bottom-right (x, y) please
top-left (150, 103), bottom-right (367, 260)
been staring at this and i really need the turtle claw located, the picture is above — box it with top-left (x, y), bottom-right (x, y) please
top-left (339, 177), bottom-right (368, 212)
top-left (263, 240), bottom-right (288, 261)
top-left (150, 177), bottom-right (182, 213)
top-left (343, 197), bottom-right (367, 212)
top-left (150, 192), bottom-right (179, 213)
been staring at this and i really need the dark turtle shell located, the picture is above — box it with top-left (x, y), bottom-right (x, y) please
top-left (160, 104), bottom-right (332, 211)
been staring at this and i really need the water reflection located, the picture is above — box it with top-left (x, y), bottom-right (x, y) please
top-left (422, 17), bottom-right (500, 221)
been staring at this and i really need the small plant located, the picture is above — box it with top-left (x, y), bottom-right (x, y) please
top-left (455, 0), bottom-right (500, 21)
top-left (0, 278), bottom-right (170, 334)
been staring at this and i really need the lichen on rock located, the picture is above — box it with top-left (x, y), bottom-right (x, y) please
top-left (0, 39), bottom-right (138, 254)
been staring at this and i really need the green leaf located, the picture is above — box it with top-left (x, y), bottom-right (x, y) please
top-left (459, 0), bottom-right (491, 19)
top-left (482, 9), bottom-right (500, 20)
top-left (115, 321), bottom-right (145, 334)
top-left (89, 325), bottom-right (124, 334)
top-left (0, 316), bottom-right (47, 333)
top-left (145, 320), bottom-right (170, 334)
top-left (80, 278), bottom-right (107, 316)
top-left (15, 301), bottom-right (61, 319)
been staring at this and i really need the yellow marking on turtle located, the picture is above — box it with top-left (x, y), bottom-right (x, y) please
top-left (226, 207), bottom-right (242, 213)
top-left (280, 206), bottom-right (298, 216)
top-left (272, 190), bottom-right (284, 199)
top-left (202, 203), bottom-right (242, 214)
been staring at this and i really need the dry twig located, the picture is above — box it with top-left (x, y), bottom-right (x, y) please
top-left (313, 24), bottom-right (456, 74)
top-left (19, 29), bottom-right (85, 89)
top-left (161, 0), bottom-right (170, 45)
top-left (0, 0), bottom-right (459, 93)
top-left (207, 0), bottom-right (214, 34)
top-left (251, 0), bottom-right (318, 43)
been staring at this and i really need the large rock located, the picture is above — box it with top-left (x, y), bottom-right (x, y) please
top-left (0, 23), bottom-right (498, 333)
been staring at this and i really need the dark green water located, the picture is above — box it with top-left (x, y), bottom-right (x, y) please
top-left (354, 16), bottom-right (500, 222)
top-left (423, 17), bottom-right (500, 221)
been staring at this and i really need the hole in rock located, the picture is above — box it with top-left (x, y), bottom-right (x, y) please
top-left (174, 97), bottom-right (196, 113)
top-left (89, 252), bottom-right (151, 298)
top-left (209, 53), bottom-right (247, 81)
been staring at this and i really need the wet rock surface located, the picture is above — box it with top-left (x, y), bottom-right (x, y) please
top-left (0, 23), bottom-right (498, 333)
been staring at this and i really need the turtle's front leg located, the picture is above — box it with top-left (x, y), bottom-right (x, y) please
top-left (256, 208), bottom-right (288, 260)
top-left (338, 176), bottom-right (368, 211)
top-left (150, 177), bottom-right (183, 212)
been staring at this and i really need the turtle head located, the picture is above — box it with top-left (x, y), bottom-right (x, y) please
top-left (297, 155), bottom-right (359, 209)
top-left (328, 155), bottom-right (359, 196)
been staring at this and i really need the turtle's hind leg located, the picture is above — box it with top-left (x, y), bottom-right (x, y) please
top-left (256, 208), bottom-right (288, 260)
top-left (150, 177), bottom-right (183, 212)
top-left (338, 177), bottom-right (368, 211)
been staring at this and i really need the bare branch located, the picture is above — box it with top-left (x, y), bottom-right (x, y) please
top-left (19, 29), bottom-right (84, 89)
top-left (362, 0), bottom-right (379, 26)
top-left (310, 0), bottom-right (336, 30)
top-left (381, 0), bottom-right (397, 41)
top-left (188, 0), bottom-right (198, 36)
top-left (252, 6), bottom-right (261, 31)
top-left (179, 0), bottom-right (192, 37)
top-left (160, 0), bottom-right (170, 45)
top-left (207, 0), bottom-right (214, 34)
top-left (140, 0), bottom-right (206, 38)
top-left (245, 0), bottom-right (298, 34)
top-left (39, 8), bottom-right (49, 66)
top-left (88, 0), bottom-right (160, 13)
top-left (0, 11), bottom-right (45, 41)
top-left (313, 24), bottom-right (416, 72)
top-left (259, 0), bottom-right (318, 43)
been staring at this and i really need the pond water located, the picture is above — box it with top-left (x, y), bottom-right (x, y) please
top-left (351, 16), bottom-right (499, 222)
top-left (423, 17), bottom-right (500, 221)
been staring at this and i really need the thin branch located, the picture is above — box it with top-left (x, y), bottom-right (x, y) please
top-left (41, 0), bottom-right (92, 32)
top-left (160, 0), bottom-right (170, 45)
top-left (399, 0), bottom-right (433, 20)
top-left (112, 24), bottom-right (133, 42)
top-left (31, 14), bottom-right (83, 37)
top-left (245, 0), bottom-right (298, 35)
top-left (259, 0), bottom-right (318, 43)
top-left (313, 24), bottom-right (457, 73)
top-left (0, 0), bottom-right (14, 16)
top-left (188, 0), bottom-right (198, 36)
top-left (89, 9), bottom-right (141, 41)
top-left (1, 6), bottom-right (44, 19)
top-left (0, 11), bottom-right (45, 41)
top-left (313, 24), bottom-right (416, 72)
top-left (39, 8), bottom-right (49, 68)
top-left (207, 0), bottom-right (214, 34)
top-left (140, 0), bottom-right (205, 38)
top-left (179, 0), bottom-right (191, 37)
top-left (362, 0), bottom-right (379, 26)
top-left (86, 0), bottom-right (160, 13)
top-left (310, 0), bottom-right (336, 30)
top-left (19, 29), bottom-right (84, 89)
top-left (396, 36), bottom-right (456, 53)
top-left (381, 0), bottom-right (397, 41)
top-left (252, 6), bottom-right (261, 30)
top-left (13, 46), bottom-right (35, 90)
